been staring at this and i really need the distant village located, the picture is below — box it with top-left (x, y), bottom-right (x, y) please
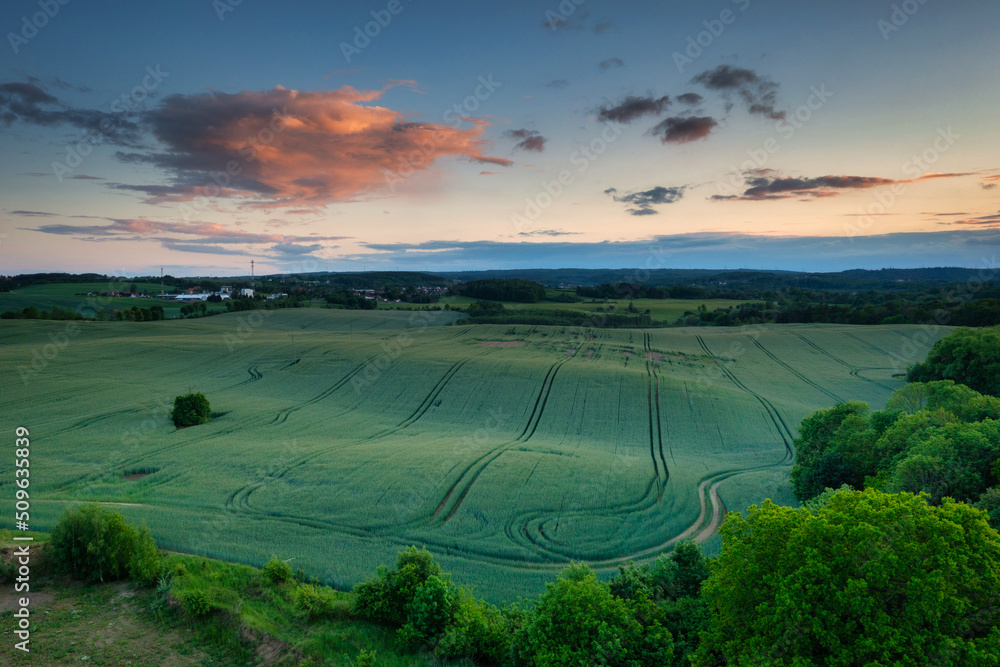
top-left (85, 283), bottom-right (448, 304)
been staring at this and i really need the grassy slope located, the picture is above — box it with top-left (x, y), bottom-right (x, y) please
top-left (0, 532), bottom-right (428, 666)
top-left (0, 308), bottom-right (944, 602)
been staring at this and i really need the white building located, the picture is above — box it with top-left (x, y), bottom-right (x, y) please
top-left (240, 288), bottom-right (254, 297)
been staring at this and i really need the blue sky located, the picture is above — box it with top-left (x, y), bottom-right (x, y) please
top-left (1, 0), bottom-right (998, 275)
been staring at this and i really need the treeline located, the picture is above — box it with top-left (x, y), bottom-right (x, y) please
top-left (577, 282), bottom-right (709, 300)
top-left (1, 305), bottom-right (86, 320)
top-left (453, 278), bottom-right (547, 303)
top-left (458, 301), bottom-right (655, 328)
top-left (791, 327), bottom-right (1000, 521)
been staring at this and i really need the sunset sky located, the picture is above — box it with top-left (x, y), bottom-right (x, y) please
top-left (1, 0), bottom-right (999, 276)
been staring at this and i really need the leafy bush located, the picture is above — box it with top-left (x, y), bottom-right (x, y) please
top-left (512, 562), bottom-right (673, 666)
top-left (261, 556), bottom-right (293, 585)
top-left (294, 583), bottom-right (341, 620)
top-left (49, 504), bottom-right (160, 583)
top-left (352, 546), bottom-right (442, 627)
top-left (434, 594), bottom-right (515, 664)
top-left (171, 392), bottom-right (211, 427)
top-left (178, 588), bottom-right (212, 616)
top-left (398, 574), bottom-right (458, 649)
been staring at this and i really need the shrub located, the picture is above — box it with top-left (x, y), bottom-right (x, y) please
top-left (49, 504), bottom-right (158, 583)
top-left (435, 594), bottom-right (514, 664)
top-left (352, 546), bottom-right (442, 627)
top-left (128, 525), bottom-right (163, 586)
top-left (178, 588), bottom-right (212, 616)
top-left (171, 392), bottom-right (211, 427)
top-left (512, 562), bottom-right (673, 666)
top-left (398, 574), bottom-right (458, 649)
top-left (294, 583), bottom-right (340, 620)
top-left (262, 557), bottom-right (293, 585)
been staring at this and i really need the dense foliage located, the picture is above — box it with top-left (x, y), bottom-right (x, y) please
top-left (1, 305), bottom-right (87, 320)
top-left (171, 392), bottom-right (212, 427)
top-left (696, 488), bottom-right (1000, 666)
top-left (454, 279), bottom-right (548, 303)
top-left (790, 381), bottom-right (1000, 517)
top-left (49, 504), bottom-right (162, 585)
top-left (908, 326), bottom-right (1000, 396)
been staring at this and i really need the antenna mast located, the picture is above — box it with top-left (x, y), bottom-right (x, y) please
top-left (251, 260), bottom-right (255, 290)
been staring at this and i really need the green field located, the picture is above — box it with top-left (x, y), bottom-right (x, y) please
top-left (0, 309), bottom-right (945, 601)
top-left (0, 281), bottom-right (206, 318)
top-left (409, 294), bottom-right (748, 323)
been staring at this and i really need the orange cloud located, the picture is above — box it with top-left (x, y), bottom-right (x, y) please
top-left (118, 83), bottom-right (512, 208)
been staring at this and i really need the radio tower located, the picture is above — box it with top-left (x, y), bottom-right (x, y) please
top-left (251, 260), bottom-right (255, 290)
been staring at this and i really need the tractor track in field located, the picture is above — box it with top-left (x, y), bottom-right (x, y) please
top-left (794, 333), bottom-right (896, 391)
top-left (696, 336), bottom-right (795, 463)
top-left (269, 360), bottom-right (370, 425)
top-left (745, 336), bottom-right (844, 403)
top-left (229, 355), bottom-right (486, 515)
top-left (842, 331), bottom-right (904, 362)
top-left (431, 356), bottom-right (572, 524)
top-left (643, 333), bottom-right (668, 498)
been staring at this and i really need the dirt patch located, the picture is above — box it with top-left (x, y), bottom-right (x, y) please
top-left (646, 351), bottom-right (663, 363)
top-left (123, 472), bottom-right (150, 481)
top-left (0, 589), bottom-right (54, 613)
top-left (477, 340), bottom-right (527, 347)
top-left (565, 348), bottom-right (577, 357)
top-left (586, 348), bottom-right (595, 359)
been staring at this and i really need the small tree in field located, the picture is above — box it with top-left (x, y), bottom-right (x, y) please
top-left (172, 392), bottom-right (211, 427)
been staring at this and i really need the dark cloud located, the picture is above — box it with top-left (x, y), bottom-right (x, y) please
top-left (9, 210), bottom-right (57, 217)
top-left (271, 242), bottom-right (324, 255)
top-left (676, 93), bottom-right (703, 105)
top-left (716, 171), bottom-right (977, 201)
top-left (939, 211), bottom-right (1000, 228)
top-left (118, 84), bottom-right (510, 206)
top-left (606, 185), bottom-right (686, 215)
top-left (691, 65), bottom-right (785, 121)
top-left (594, 21), bottom-right (615, 34)
top-left (505, 128), bottom-right (547, 152)
top-left (648, 116), bottom-right (718, 144)
top-left (597, 95), bottom-right (671, 123)
top-left (546, 79), bottom-right (570, 89)
top-left (518, 229), bottom-right (580, 237)
top-left (0, 81), bottom-right (143, 146)
top-left (598, 57), bottom-right (625, 70)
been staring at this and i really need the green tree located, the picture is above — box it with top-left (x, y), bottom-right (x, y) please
top-left (908, 326), bottom-right (1000, 396)
top-left (695, 488), bottom-right (1000, 666)
top-left (50, 504), bottom-right (160, 584)
top-left (512, 562), bottom-right (673, 666)
top-left (352, 546), bottom-right (443, 628)
top-left (171, 392), bottom-right (211, 427)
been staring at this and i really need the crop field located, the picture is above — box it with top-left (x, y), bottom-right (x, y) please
top-left (419, 294), bottom-right (749, 323)
top-left (0, 282), bottom-right (197, 318)
top-left (0, 309), bottom-right (946, 601)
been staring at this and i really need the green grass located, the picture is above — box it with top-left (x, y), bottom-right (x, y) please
top-left (0, 308), bottom-right (945, 602)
